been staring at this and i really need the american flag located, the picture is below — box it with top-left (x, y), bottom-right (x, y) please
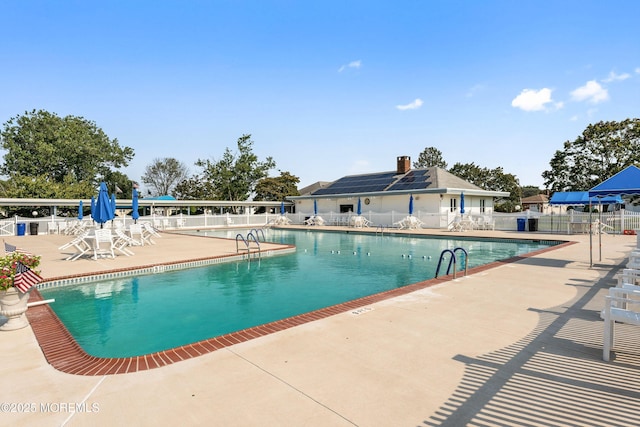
top-left (4, 241), bottom-right (32, 255)
top-left (14, 262), bottom-right (43, 293)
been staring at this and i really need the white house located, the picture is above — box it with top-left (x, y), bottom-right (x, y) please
top-left (287, 156), bottom-right (509, 228)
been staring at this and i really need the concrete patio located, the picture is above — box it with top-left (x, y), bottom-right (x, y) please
top-left (1, 228), bottom-right (639, 426)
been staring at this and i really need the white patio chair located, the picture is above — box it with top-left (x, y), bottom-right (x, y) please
top-left (602, 285), bottom-right (640, 361)
top-left (128, 224), bottom-right (146, 246)
top-left (93, 229), bottom-right (115, 259)
top-left (47, 221), bottom-right (58, 234)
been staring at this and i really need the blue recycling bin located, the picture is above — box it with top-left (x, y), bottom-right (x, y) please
top-left (16, 223), bottom-right (26, 236)
top-left (516, 218), bottom-right (526, 232)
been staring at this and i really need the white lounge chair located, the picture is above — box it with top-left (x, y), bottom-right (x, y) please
top-left (113, 229), bottom-right (140, 256)
top-left (58, 231), bottom-right (92, 261)
top-left (627, 251), bottom-right (640, 269)
top-left (142, 222), bottom-right (162, 239)
top-left (602, 285), bottom-right (640, 361)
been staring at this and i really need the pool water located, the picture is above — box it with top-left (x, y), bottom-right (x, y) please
top-left (41, 229), bottom-right (558, 357)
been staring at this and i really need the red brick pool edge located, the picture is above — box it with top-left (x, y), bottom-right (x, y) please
top-left (25, 241), bottom-right (575, 376)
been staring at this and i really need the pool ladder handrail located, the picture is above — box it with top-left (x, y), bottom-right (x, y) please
top-left (434, 247), bottom-right (468, 279)
top-left (235, 232), bottom-right (262, 260)
top-left (249, 228), bottom-right (266, 242)
top-left (376, 225), bottom-right (385, 236)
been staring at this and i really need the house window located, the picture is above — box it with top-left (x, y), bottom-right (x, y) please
top-left (450, 198), bottom-right (457, 212)
top-left (480, 199), bottom-right (486, 213)
top-left (339, 204), bottom-right (354, 213)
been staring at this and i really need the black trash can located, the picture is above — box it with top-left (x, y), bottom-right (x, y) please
top-left (29, 222), bottom-right (39, 235)
top-left (528, 218), bottom-right (538, 232)
top-left (517, 218), bottom-right (526, 232)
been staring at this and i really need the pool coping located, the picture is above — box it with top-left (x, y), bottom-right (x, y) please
top-left (25, 238), bottom-right (576, 376)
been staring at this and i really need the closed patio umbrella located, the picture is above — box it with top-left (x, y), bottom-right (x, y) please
top-left (280, 201), bottom-right (285, 215)
top-left (132, 188), bottom-right (140, 224)
top-left (78, 200), bottom-right (83, 220)
top-left (314, 199), bottom-right (318, 216)
top-left (460, 192), bottom-right (465, 214)
top-left (357, 197), bottom-right (362, 215)
top-left (409, 194), bottom-right (414, 215)
top-left (92, 182), bottom-right (115, 228)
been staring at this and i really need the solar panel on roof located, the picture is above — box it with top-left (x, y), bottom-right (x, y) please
top-left (313, 172), bottom-right (398, 195)
top-left (387, 170), bottom-right (432, 191)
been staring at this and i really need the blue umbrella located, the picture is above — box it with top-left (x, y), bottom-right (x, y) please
top-left (93, 182), bottom-right (115, 228)
top-left (314, 199), bottom-right (318, 215)
top-left (132, 188), bottom-right (140, 223)
top-left (280, 201), bottom-right (285, 215)
top-left (78, 200), bottom-right (83, 220)
top-left (460, 192), bottom-right (465, 214)
top-left (357, 197), bottom-right (362, 215)
top-left (111, 192), bottom-right (117, 217)
top-left (409, 194), bottom-right (414, 215)
top-left (90, 196), bottom-right (96, 220)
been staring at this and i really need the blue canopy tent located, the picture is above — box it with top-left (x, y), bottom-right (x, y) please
top-left (549, 191), bottom-right (623, 206)
top-left (587, 165), bottom-right (640, 266)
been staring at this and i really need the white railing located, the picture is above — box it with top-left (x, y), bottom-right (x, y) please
top-left (5, 209), bottom-right (640, 236)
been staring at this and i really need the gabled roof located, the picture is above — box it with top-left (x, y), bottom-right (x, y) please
top-left (311, 167), bottom-right (484, 196)
top-left (521, 194), bottom-right (549, 204)
top-left (589, 165), bottom-right (640, 197)
top-left (298, 181), bottom-right (332, 196)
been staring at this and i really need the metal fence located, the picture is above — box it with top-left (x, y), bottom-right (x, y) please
top-left (3, 209), bottom-right (640, 236)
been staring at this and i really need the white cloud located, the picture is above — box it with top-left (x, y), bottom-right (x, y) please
top-left (571, 80), bottom-right (609, 104)
top-left (338, 60), bottom-right (362, 72)
top-left (602, 71), bottom-right (631, 82)
top-left (511, 88), bottom-right (554, 111)
top-left (396, 98), bottom-right (423, 111)
top-left (635, 67), bottom-right (640, 74)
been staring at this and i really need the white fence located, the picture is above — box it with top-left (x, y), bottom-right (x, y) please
top-left (4, 209), bottom-right (640, 236)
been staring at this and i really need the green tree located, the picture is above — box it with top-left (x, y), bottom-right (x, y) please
top-left (521, 185), bottom-right (542, 198)
top-left (413, 147), bottom-right (447, 169)
top-left (254, 171), bottom-right (301, 202)
top-left (173, 175), bottom-right (217, 200)
top-left (194, 134), bottom-right (276, 203)
top-left (142, 157), bottom-right (190, 197)
top-left (0, 110), bottom-right (134, 186)
top-left (542, 119), bottom-right (640, 192)
top-left (449, 162), bottom-right (521, 202)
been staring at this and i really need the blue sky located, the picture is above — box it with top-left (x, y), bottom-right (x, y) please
top-left (1, 1), bottom-right (639, 192)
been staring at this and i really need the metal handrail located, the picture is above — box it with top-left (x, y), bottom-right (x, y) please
top-left (453, 247), bottom-right (469, 277)
top-left (435, 249), bottom-right (456, 278)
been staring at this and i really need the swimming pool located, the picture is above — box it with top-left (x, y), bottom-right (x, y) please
top-left (40, 229), bottom-right (561, 357)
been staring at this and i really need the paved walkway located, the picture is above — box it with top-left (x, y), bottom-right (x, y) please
top-left (1, 228), bottom-right (640, 426)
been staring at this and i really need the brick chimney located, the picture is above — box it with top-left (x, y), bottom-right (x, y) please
top-left (397, 156), bottom-right (411, 174)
